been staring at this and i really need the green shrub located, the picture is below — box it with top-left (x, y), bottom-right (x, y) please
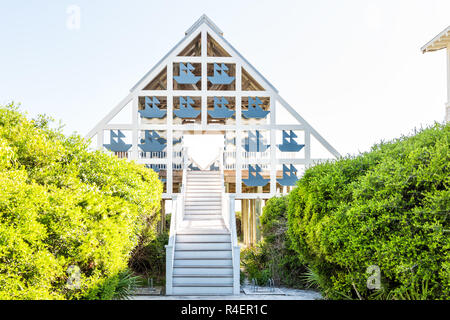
top-left (287, 123), bottom-right (449, 299)
top-left (129, 231), bottom-right (169, 285)
top-left (240, 196), bottom-right (307, 288)
top-left (240, 246), bottom-right (271, 285)
top-left (0, 104), bottom-right (163, 299)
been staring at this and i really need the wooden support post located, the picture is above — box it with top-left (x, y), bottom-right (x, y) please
top-left (160, 200), bottom-right (166, 233)
top-left (245, 198), bottom-right (250, 246)
top-left (256, 187), bottom-right (263, 242)
top-left (247, 199), bottom-right (251, 246)
top-left (242, 199), bottom-right (248, 246)
top-left (250, 199), bottom-right (255, 246)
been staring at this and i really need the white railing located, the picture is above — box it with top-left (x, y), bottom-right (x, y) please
top-left (165, 194), bottom-right (177, 295)
top-left (165, 147), bottom-right (188, 295)
top-left (218, 147), bottom-right (240, 295)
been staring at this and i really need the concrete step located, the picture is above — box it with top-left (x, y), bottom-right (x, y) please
top-left (186, 176), bottom-right (223, 183)
top-left (185, 193), bottom-right (221, 197)
top-left (174, 259), bottom-right (232, 267)
top-left (184, 211), bottom-right (222, 220)
top-left (173, 267), bottom-right (233, 276)
top-left (175, 250), bottom-right (232, 259)
top-left (177, 228), bottom-right (228, 235)
top-left (184, 204), bottom-right (221, 208)
top-left (187, 172), bottom-right (221, 175)
top-left (185, 192), bottom-right (222, 196)
top-left (184, 212), bottom-right (221, 216)
top-left (177, 234), bottom-right (231, 243)
top-left (185, 197), bottom-right (221, 201)
top-left (184, 212), bottom-right (222, 216)
top-left (186, 179), bottom-right (223, 186)
top-left (184, 206), bottom-right (221, 210)
top-left (185, 209), bottom-right (221, 214)
top-left (187, 186), bottom-right (222, 190)
top-left (184, 215), bottom-right (223, 220)
top-left (173, 276), bottom-right (233, 286)
top-left (185, 205), bottom-right (221, 210)
top-left (176, 242), bottom-right (231, 251)
top-left (186, 178), bottom-right (221, 181)
top-left (187, 181), bottom-right (222, 185)
top-left (172, 286), bottom-right (233, 295)
top-left (179, 219), bottom-right (226, 227)
top-left (186, 177), bottom-right (221, 180)
top-left (186, 188), bottom-right (223, 192)
top-left (185, 199), bottom-right (221, 204)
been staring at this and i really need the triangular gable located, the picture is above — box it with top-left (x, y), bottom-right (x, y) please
top-left (129, 15), bottom-right (277, 94)
top-left (86, 15), bottom-right (340, 197)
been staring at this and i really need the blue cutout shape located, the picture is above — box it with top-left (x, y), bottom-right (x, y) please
top-left (208, 63), bottom-right (235, 85)
top-left (152, 136), bottom-right (182, 145)
top-left (172, 137), bottom-right (182, 145)
top-left (139, 130), bottom-right (166, 152)
top-left (173, 63), bottom-right (201, 84)
top-left (277, 164), bottom-right (299, 186)
top-left (242, 97), bottom-right (269, 119)
top-left (243, 165), bottom-right (269, 187)
top-left (174, 97), bottom-right (201, 119)
top-left (209, 162), bottom-right (219, 171)
top-left (145, 164), bottom-right (161, 173)
top-left (208, 97), bottom-right (235, 119)
top-left (188, 163), bottom-right (200, 171)
top-left (103, 130), bottom-right (132, 152)
top-left (243, 131), bottom-right (269, 152)
top-left (139, 97), bottom-right (166, 119)
top-left (278, 130), bottom-right (305, 152)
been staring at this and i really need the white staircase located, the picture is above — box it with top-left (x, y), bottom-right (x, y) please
top-left (166, 165), bottom-right (240, 296)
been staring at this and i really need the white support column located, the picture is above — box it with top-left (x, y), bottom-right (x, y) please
top-left (235, 65), bottom-right (242, 194)
top-left (167, 58), bottom-right (174, 195)
top-left (269, 94), bottom-right (276, 194)
top-left (446, 44), bottom-right (450, 123)
top-left (229, 194), bottom-right (240, 296)
top-left (97, 130), bottom-right (104, 150)
top-left (131, 95), bottom-right (139, 160)
top-left (201, 28), bottom-right (208, 129)
top-left (304, 128), bottom-right (311, 167)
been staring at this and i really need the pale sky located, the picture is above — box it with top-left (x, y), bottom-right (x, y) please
top-left (1, 0), bottom-right (449, 158)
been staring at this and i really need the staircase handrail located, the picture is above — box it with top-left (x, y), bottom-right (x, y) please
top-left (166, 146), bottom-right (188, 295)
top-left (178, 147), bottom-right (188, 227)
top-left (218, 147), bottom-right (240, 295)
top-left (165, 192), bottom-right (177, 295)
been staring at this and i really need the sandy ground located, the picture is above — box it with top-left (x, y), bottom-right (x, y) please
top-left (131, 285), bottom-right (322, 300)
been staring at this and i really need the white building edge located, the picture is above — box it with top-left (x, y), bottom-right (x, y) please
top-left (421, 25), bottom-right (450, 123)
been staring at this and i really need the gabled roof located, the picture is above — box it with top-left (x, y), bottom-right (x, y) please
top-left (130, 14), bottom-right (278, 93)
top-left (421, 25), bottom-right (450, 53)
top-left (185, 14), bottom-right (223, 36)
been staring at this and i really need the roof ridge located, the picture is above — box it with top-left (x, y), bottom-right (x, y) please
top-left (185, 14), bottom-right (223, 36)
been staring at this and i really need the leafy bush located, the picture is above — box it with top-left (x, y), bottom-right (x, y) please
top-left (240, 246), bottom-right (271, 285)
top-left (287, 123), bottom-right (449, 299)
top-left (129, 231), bottom-right (169, 285)
top-left (0, 104), bottom-right (163, 299)
top-left (240, 196), bottom-right (307, 287)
